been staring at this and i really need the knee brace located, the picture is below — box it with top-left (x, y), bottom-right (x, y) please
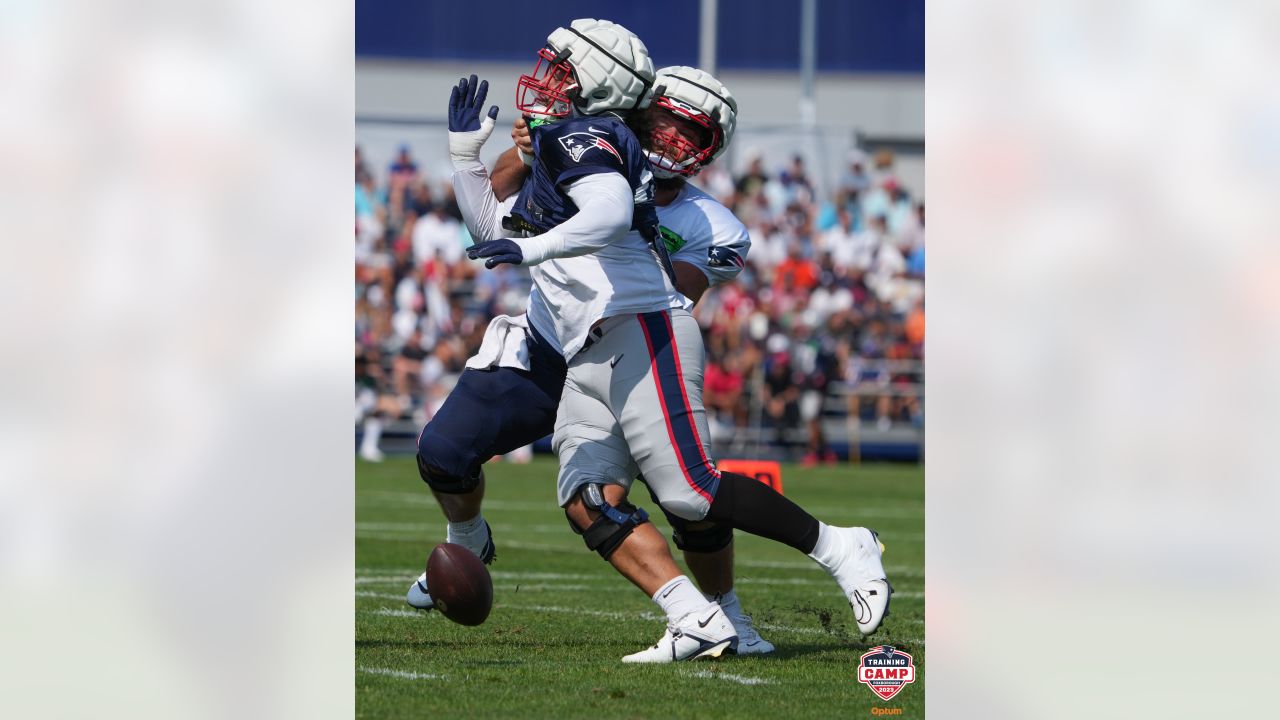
top-left (416, 452), bottom-right (483, 494)
top-left (670, 519), bottom-right (734, 554)
top-left (566, 483), bottom-right (650, 561)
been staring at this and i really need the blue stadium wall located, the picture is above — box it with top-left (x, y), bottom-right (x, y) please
top-left (356, 0), bottom-right (923, 74)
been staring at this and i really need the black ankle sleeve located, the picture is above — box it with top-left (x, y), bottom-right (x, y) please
top-left (705, 471), bottom-right (821, 554)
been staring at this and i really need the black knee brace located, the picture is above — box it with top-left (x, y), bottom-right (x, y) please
top-left (417, 453), bottom-right (483, 494)
top-left (566, 484), bottom-right (650, 560)
top-left (670, 520), bottom-right (734, 554)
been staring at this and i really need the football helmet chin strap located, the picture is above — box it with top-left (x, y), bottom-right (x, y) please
top-left (566, 483), bottom-right (650, 560)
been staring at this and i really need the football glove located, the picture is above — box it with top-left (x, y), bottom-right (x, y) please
top-left (448, 74), bottom-right (499, 167)
top-left (466, 238), bottom-right (524, 268)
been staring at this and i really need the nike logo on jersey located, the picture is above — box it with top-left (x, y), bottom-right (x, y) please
top-left (558, 132), bottom-right (622, 163)
top-left (610, 354), bottom-right (624, 369)
top-left (587, 126), bottom-right (607, 134)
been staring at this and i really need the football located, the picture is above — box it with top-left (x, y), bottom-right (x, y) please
top-left (425, 542), bottom-right (493, 626)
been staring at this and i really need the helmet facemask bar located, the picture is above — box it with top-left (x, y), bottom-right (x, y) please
top-left (516, 47), bottom-right (579, 119)
top-left (645, 95), bottom-right (721, 178)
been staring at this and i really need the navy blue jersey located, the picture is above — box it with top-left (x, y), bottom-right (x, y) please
top-left (510, 115), bottom-right (661, 245)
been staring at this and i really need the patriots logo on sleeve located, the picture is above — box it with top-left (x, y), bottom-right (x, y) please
top-left (708, 245), bottom-right (745, 268)
top-left (558, 132), bottom-right (623, 163)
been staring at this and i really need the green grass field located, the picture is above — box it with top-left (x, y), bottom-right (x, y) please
top-left (356, 456), bottom-right (924, 719)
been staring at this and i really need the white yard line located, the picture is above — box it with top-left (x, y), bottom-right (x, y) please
top-left (688, 669), bottom-right (771, 685)
top-left (358, 666), bottom-right (444, 681)
top-left (356, 591), bottom-right (408, 601)
top-left (362, 607), bottom-right (431, 618)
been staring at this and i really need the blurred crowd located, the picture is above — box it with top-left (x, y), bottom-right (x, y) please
top-left (355, 144), bottom-right (924, 464)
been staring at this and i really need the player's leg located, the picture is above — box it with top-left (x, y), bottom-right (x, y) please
top-left (408, 357), bottom-right (563, 609)
top-left (638, 479), bottom-right (775, 654)
top-left (616, 308), bottom-right (892, 635)
top-left (554, 354), bottom-right (735, 662)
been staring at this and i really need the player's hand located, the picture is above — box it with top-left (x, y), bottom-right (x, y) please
top-left (447, 74), bottom-right (499, 167)
top-left (512, 117), bottom-right (534, 164)
top-left (466, 238), bottom-right (524, 268)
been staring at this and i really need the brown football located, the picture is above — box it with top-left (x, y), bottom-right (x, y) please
top-left (425, 543), bottom-right (493, 626)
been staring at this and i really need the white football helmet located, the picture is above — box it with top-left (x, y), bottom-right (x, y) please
top-left (516, 18), bottom-right (655, 119)
top-left (645, 66), bottom-right (738, 178)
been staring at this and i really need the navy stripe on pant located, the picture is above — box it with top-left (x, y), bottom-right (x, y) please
top-left (637, 310), bottom-right (721, 502)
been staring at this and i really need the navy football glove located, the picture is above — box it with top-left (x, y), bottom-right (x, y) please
top-left (467, 239), bottom-right (524, 268)
top-left (448, 75), bottom-right (500, 167)
top-left (448, 74), bottom-right (499, 132)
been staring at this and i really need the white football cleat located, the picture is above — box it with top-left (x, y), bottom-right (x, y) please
top-left (725, 611), bottom-right (775, 655)
top-left (359, 447), bottom-right (385, 463)
top-left (406, 571), bottom-right (434, 610)
top-left (825, 527), bottom-right (892, 635)
top-left (621, 605), bottom-right (738, 663)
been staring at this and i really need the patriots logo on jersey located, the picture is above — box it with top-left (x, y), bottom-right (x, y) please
top-left (708, 245), bottom-right (745, 268)
top-left (558, 132), bottom-right (622, 163)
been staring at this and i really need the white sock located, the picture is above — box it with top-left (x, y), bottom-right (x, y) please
top-left (704, 588), bottom-right (742, 618)
top-left (360, 417), bottom-right (383, 453)
top-left (446, 514), bottom-right (489, 558)
top-left (807, 522), bottom-right (844, 572)
top-left (652, 575), bottom-right (711, 624)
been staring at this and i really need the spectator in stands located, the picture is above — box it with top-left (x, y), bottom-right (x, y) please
top-left (774, 241), bottom-right (819, 295)
top-left (780, 154), bottom-right (816, 206)
top-left (388, 144), bottom-right (419, 184)
top-left (887, 182), bottom-right (917, 237)
top-left (762, 341), bottom-right (801, 450)
top-left (704, 348), bottom-right (746, 431)
top-left (394, 328), bottom-right (428, 409)
top-left (792, 321), bottom-right (839, 466)
top-left (838, 149), bottom-right (872, 198)
top-left (412, 200), bottom-right (464, 267)
top-left (356, 345), bottom-right (400, 462)
top-left (735, 149), bottom-right (770, 199)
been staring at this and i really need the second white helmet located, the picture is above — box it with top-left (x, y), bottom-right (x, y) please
top-left (517, 18), bottom-right (655, 119)
top-left (644, 66), bottom-right (738, 178)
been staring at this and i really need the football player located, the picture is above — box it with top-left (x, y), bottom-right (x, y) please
top-left (411, 19), bottom-right (760, 660)
top-left (485, 66), bottom-right (777, 655)
top-left (454, 19), bottom-right (892, 660)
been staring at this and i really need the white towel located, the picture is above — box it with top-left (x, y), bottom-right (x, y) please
top-left (464, 313), bottom-right (531, 371)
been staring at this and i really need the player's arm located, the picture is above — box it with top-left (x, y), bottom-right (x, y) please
top-left (519, 173), bottom-right (633, 263)
top-left (467, 173), bottom-right (632, 268)
top-left (672, 261), bottom-right (711, 304)
top-left (447, 75), bottom-right (506, 241)
top-left (491, 118), bottom-right (534, 201)
top-left (670, 209), bottom-right (751, 304)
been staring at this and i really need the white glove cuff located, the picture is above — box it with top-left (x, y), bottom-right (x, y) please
top-left (448, 115), bottom-right (496, 168)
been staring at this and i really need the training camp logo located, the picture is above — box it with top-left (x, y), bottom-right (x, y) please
top-left (857, 645), bottom-right (916, 701)
top-left (558, 132), bottom-right (622, 163)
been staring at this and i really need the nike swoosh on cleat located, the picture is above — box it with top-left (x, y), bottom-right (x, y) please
top-left (852, 590), bottom-right (872, 624)
top-left (697, 609), bottom-right (721, 628)
top-left (610, 354), bottom-right (623, 368)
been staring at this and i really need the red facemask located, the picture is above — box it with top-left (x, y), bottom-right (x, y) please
top-left (516, 47), bottom-right (578, 119)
